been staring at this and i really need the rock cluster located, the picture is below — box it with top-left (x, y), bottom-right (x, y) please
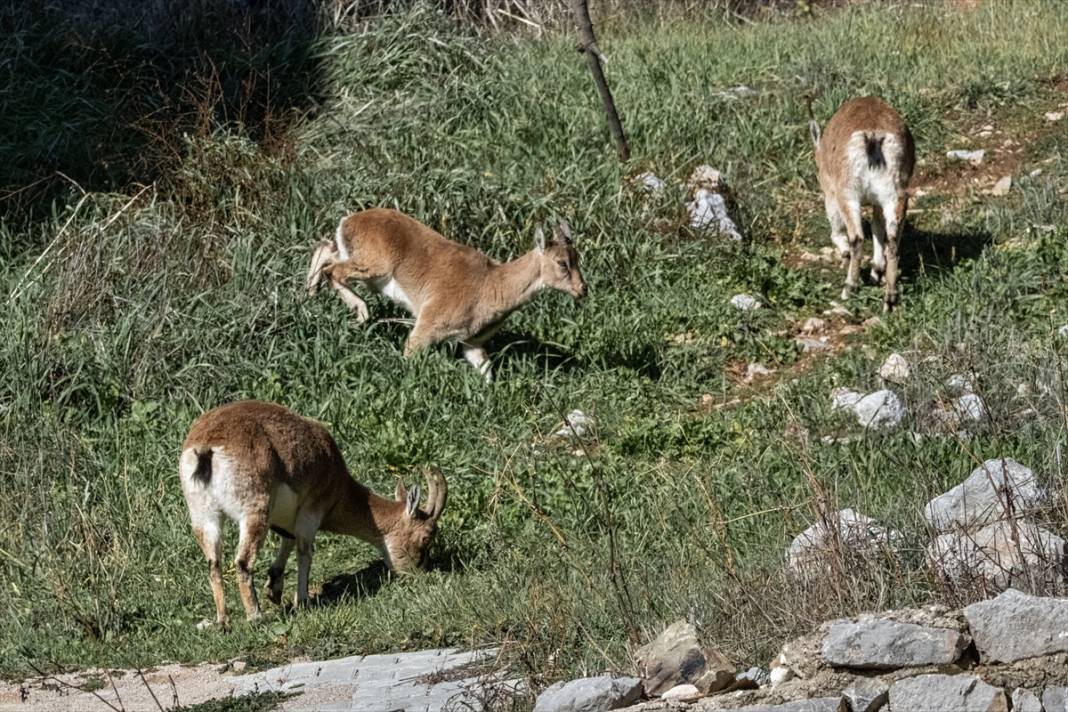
top-left (534, 589), bottom-right (1068, 712)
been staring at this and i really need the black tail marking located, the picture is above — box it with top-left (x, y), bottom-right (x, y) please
top-left (865, 134), bottom-right (886, 170)
top-left (191, 447), bottom-right (213, 486)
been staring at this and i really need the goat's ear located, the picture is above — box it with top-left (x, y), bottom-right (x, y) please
top-left (405, 485), bottom-right (421, 518)
top-left (395, 480), bottom-right (408, 502)
top-left (534, 228), bottom-right (546, 253)
top-left (554, 219), bottom-right (573, 245)
top-left (809, 119), bottom-right (821, 147)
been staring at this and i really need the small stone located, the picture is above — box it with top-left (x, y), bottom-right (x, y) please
top-left (831, 388), bottom-right (864, 412)
top-left (862, 316), bottom-right (882, 328)
top-left (1046, 110), bottom-right (1065, 122)
top-left (798, 337), bottom-right (830, 353)
top-left (788, 509), bottom-right (899, 576)
top-left (801, 317), bottom-right (828, 334)
top-left (730, 294), bottom-right (761, 311)
top-left (988, 175), bottom-right (1012, 196)
top-left (661, 683), bottom-right (701, 701)
top-left (821, 619), bottom-right (967, 669)
top-left (1029, 168), bottom-right (1044, 178)
top-left (713, 85), bottom-right (760, 101)
top-left (736, 667), bottom-right (768, 687)
top-left (732, 699), bottom-right (845, 712)
top-left (843, 677), bottom-right (890, 712)
top-left (1043, 687), bottom-right (1068, 711)
top-left (635, 620), bottom-right (735, 697)
top-left (824, 303), bottom-right (852, 317)
top-left (1011, 688), bottom-right (1043, 712)
top-left (745, 363), bottom-right (774, 383)
top-left (946, 373), bottom-right (975, 393)
top-left (554, 410), bottom-right (594, 439)
top-left (924, 458), bottom-right (1046, 531)
top-left (633, 172), bottom-right (667, 197)
top-left (888, 674), bottom-right (1006, 711)
top-left (878, 353), bottom-right (910, 384)
top-left (231, 660), bottom-right (248, 673)
top-left (964, 588), bottom-right (1068, 663)
top-left (688, 164), bottom-right (724, 190)
top-left (854, 390), bottom-right (905, 430)
top-left (688, 189), bottom-right (743, 240)
top-left (954, 393), bottom-right (987, 422)
top-left (533, 676), bottom-right (644, 712)
top-left (1058, 324), bottom-right (1068, 337)
top-left (947, 149), bottom-right (986, 164)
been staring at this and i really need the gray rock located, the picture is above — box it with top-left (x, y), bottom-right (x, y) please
top-left (798, 336), bottom-right (831, 352)
top-left (821, 619), bottom-right (967, 669)
top-left (737, 666), bottom-right (769, 687)
top-left (947, 149), bottom-right (986, 164)
top-left (689, 188), bottom-right (743, 239)
top-left (713, 85), bottom-right (760, 100)
top-left (730, 293), bottom-right (761, 311)
top-left (831, 388), bottom-right (864, 412)
top-left (633, 172), bottom-right (666, 198)
top-left (1011, 688), bottom-right (1044, 712)
top-left (554, 409), bottom-right (594, 439)
top-left (661, 683), bottom-right (701, 701)
top-left (955, 393), bottom-right (987, 422)
top-left (788, 509), bottom-right (899, 576)
top-left (1044, 687), bottom-right (1068, 711)
top-left (888, 674), bottom-right (1007, 711)
top-left (964, 588), bottom-right (1068, 663)
top-left (928, 519), bottom-right (1066, 591)
top-left (733, 700), bottom-right (846, 712)
top-left (634, 620), bottom-right (734, 696)
top-left (878, 353), bottom-right (910, 384)
top-left (946, 373), bottom-right (976, 394)
top-left (924, 458), bottom-right (1047, 532)
top-left (532, 676), bottom-right (643, 712)
top-left (854, 390), bottom-right (905, 430)
top-left (1059, 325), bottom-right (1068, 338)
top-left (843, 677), bottom-right (889, 712)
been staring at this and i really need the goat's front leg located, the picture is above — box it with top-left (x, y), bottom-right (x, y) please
top-left (265, 537), bottom-right (295, 605)
top-left (462, 344), bottom-right (493, 382)
top-left (404, 310), bottom-right (444, 358)
top-left (293, 512), bottom-right (320, 608)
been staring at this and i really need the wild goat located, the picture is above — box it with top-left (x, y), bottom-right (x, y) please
top-left (810, 96), bottom-right (915, 310)
top-left (306, 208), bottom-right (587, 380)
top-left (179, 400), bottom-right (447, 627)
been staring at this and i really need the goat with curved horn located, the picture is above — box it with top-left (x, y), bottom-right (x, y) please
top-left (178, 400), bottom-right (447, 628)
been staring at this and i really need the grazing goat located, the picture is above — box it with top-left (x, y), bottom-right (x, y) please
top-left (179, 400), bottom-right (447, 627)
top-left (306, 208), bottom-right (587, 380)
top-left (810, 96), bottom-right (915, 310)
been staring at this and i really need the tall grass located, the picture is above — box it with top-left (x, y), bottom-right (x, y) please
top-left (2, 0), bottom-right (1068, 696)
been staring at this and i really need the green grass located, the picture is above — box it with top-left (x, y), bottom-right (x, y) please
top-left (2, 0), bottom-right (1068, 695)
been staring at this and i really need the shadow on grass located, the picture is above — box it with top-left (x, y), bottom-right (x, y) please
top-left (315, 561), bottom-right (390, 607)
top-left (899, 224), bottom-right (993, 278)
top-left (0, 0), bottom-right (327, 235)
top-left (490, 331), bottom-right (582, 375)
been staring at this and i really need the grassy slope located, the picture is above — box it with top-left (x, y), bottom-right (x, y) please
top-left (2, 0), bottom-right (1068, 688)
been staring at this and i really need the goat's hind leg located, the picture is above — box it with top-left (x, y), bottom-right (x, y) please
top-left (235, 516), bottom-right (268, 622)
top-left (193, 517), bottom-right (227, 629)
top-left (882, 192), bottom-right (908, 312)
top-left (836, 198), bottom-right (865, 300)
top-left (870, 204), bottom-right (887, 285)
top-left (306, 240), bottom-right (337, 297)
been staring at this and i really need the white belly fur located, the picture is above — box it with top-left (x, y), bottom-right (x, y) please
top-left (375, 277), bottom-right (415, 313)
top-left (268, 484), bottom-right (300, 535)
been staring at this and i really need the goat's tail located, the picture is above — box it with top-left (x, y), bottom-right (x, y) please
top-left (187, 446), bottom-right (214, 487)
top-left (864, 133), bottom-right (887, 170)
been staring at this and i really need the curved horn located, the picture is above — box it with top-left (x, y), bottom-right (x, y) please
top-left (423, 467), bottom-right (447, 521)
top-left (554, 218), bottom-right (573, 245)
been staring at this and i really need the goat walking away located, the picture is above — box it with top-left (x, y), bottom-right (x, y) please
top-left (810, 96), bottom-right (916, 311)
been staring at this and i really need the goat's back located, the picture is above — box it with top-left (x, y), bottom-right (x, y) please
top-left (816, 96), bottom-right (915, 190)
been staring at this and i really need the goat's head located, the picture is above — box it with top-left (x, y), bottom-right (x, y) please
top-left (382, 468), bottom-right (448, 572)
top-left (535, 220), bottom-right (587, 300)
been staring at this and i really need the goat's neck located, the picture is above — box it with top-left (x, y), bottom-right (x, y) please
top-left (321, 477), bottom-right (399, 543)
top-left (480, 250), bottom-right (543, 315)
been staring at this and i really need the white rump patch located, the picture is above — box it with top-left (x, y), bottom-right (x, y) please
top-left (335, 219), bottom-right (350, 261)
